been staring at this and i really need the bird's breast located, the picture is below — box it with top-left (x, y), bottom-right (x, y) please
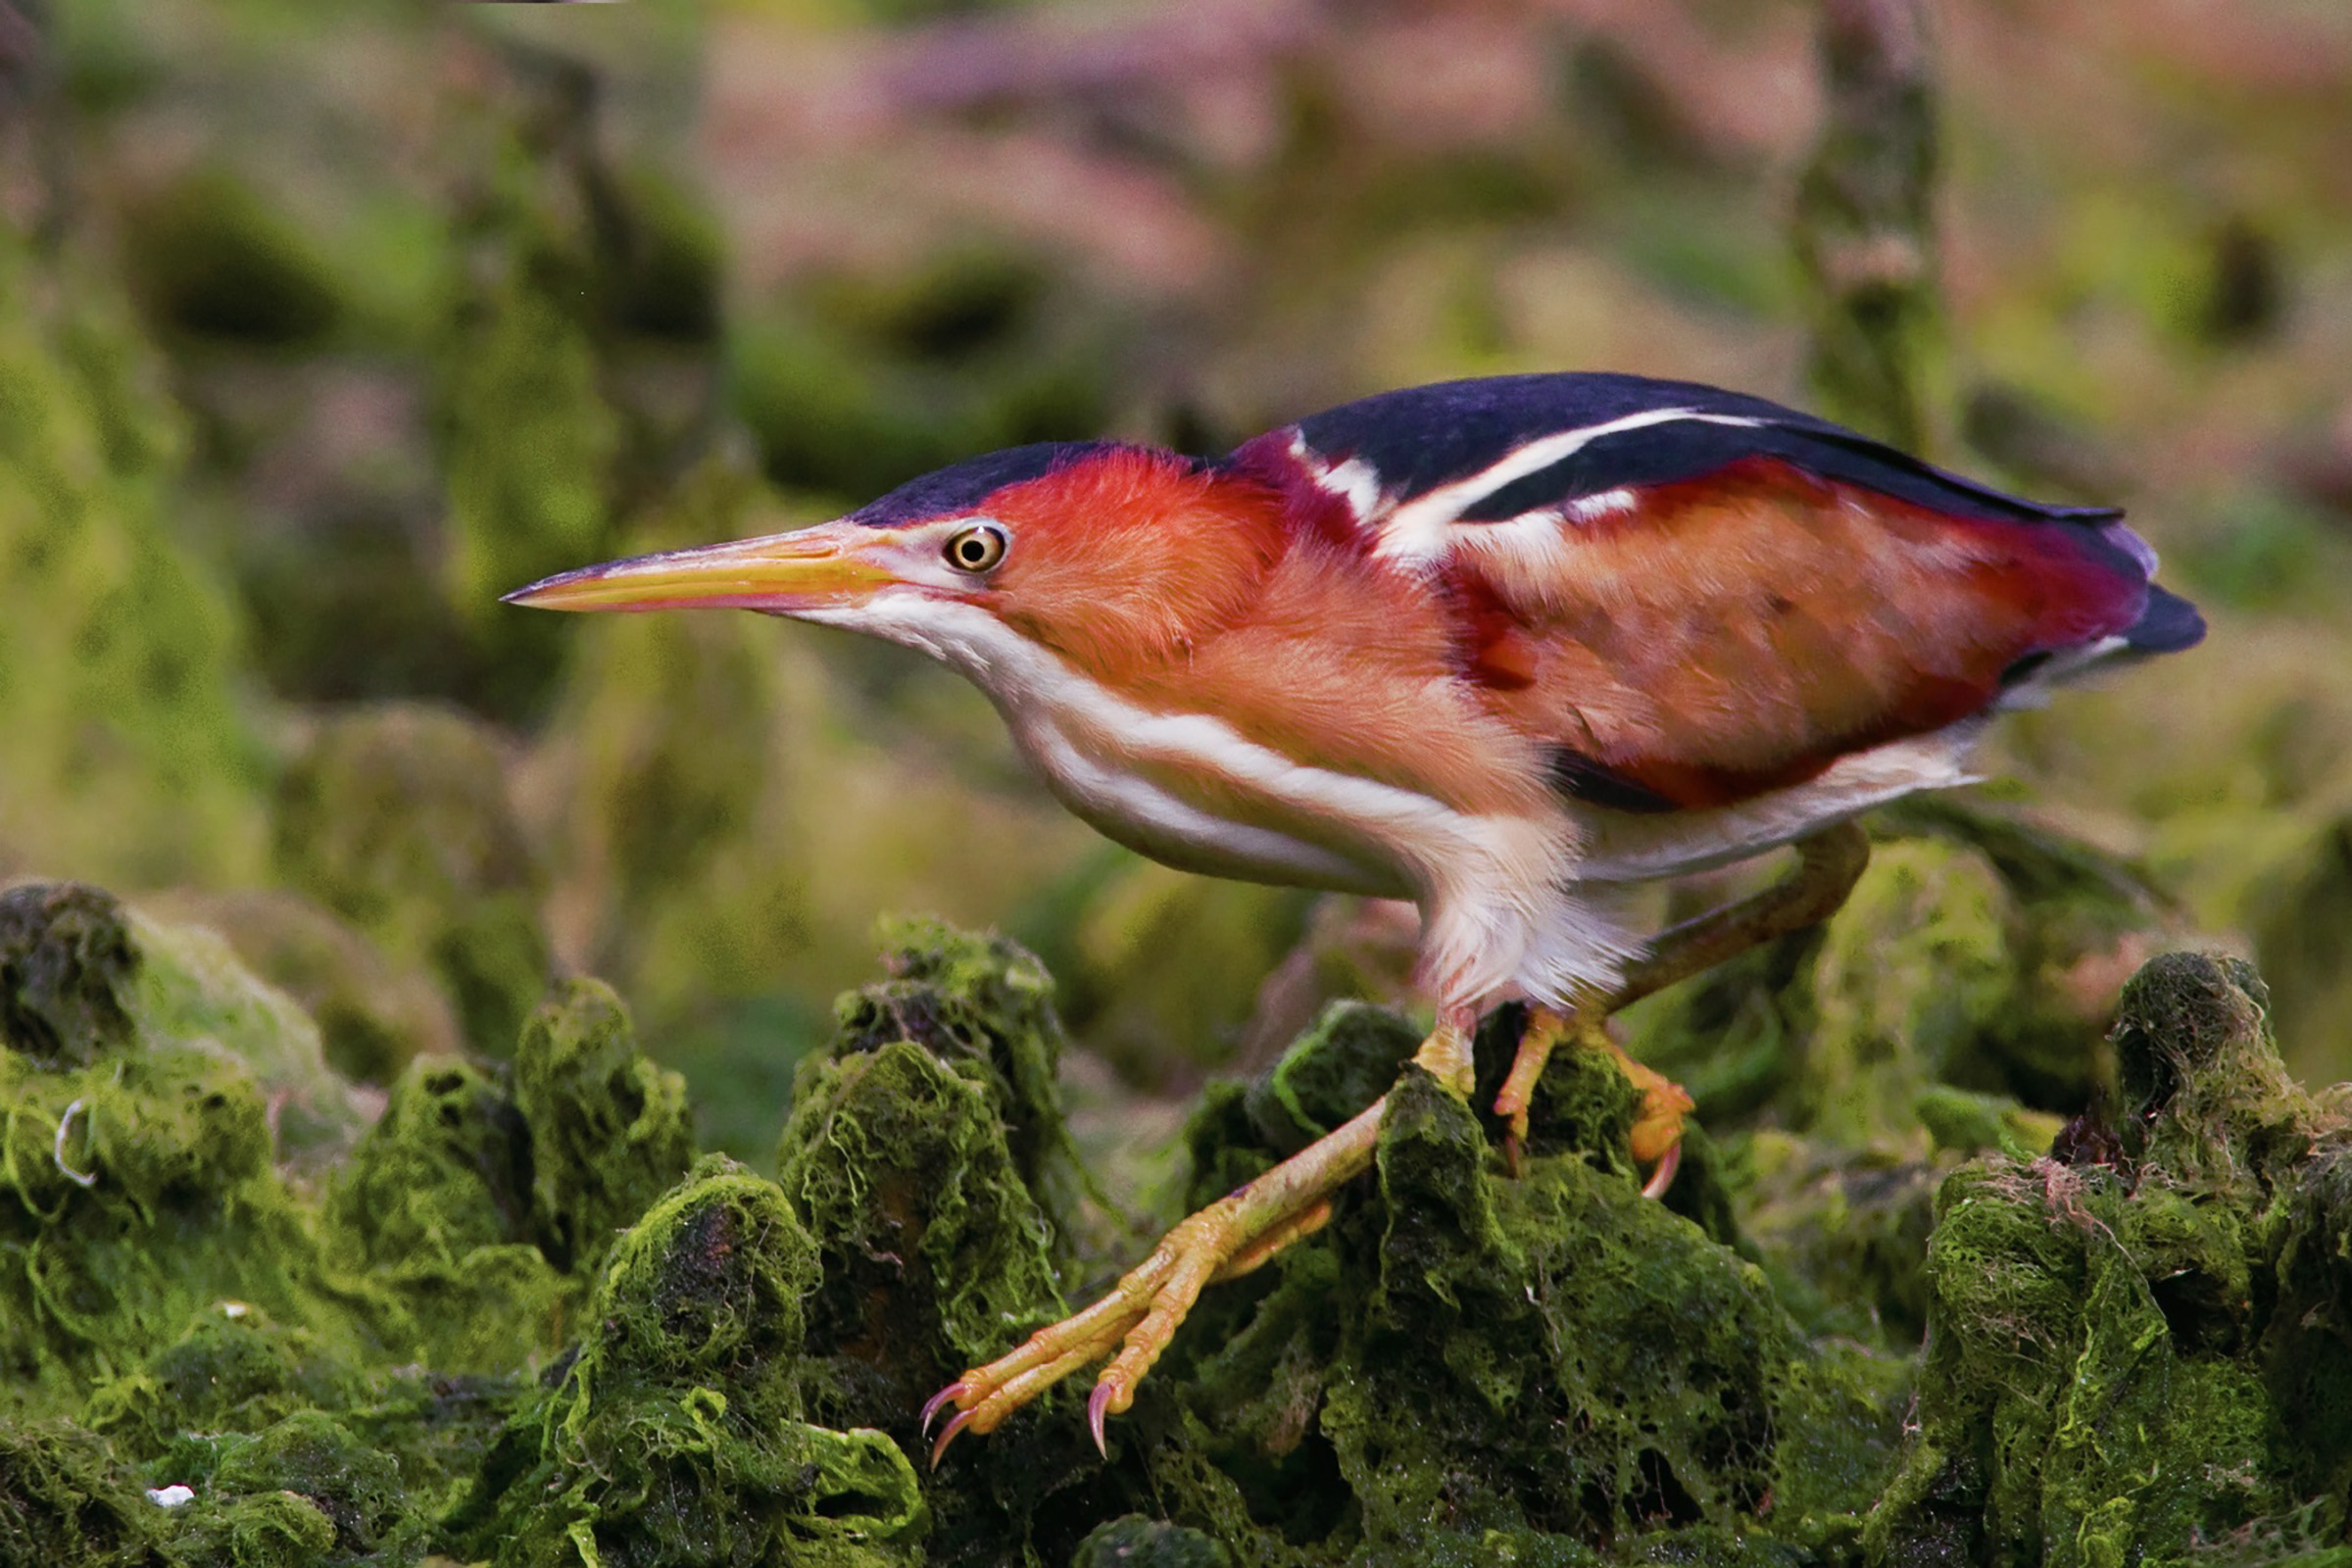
top-left (1005, 706), bottom-right (1417, 899)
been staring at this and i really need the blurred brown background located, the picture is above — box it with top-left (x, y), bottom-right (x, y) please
top-left (3, 0), bottom-right (2348, 1160)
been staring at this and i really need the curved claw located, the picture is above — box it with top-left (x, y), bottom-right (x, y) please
top-left (920, 1381), bottom-right (969, 1442)
top-left (1640, 1139), bottom-right (1683, 1200)
top-left (928, 1407), bottom-right (976, 1470)
top-left (1087, 1382), bottom-right (1115, 1457)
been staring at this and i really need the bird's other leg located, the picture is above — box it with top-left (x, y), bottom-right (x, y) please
top-left (1493, 820), bottom-right (1872, 1193)
top-left (1409, 1000), bottom-right (1480, 1096)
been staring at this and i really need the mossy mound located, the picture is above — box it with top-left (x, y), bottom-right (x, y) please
top-left (445, 1163), bottom-right (928, 1568)
top-left (1871, 955), bottom-right (2351, 1564)
top-left (271, 702), bottom-right (550, 1058)
top-left (7, 889), bottom-right (2352, 1565)
top-left (0, 882), bottom-right (382, 1402)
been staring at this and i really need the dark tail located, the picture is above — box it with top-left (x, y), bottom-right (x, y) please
top-left (2126, 581), bottom-right (2205, 655)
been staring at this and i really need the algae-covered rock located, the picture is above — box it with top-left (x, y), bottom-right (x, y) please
top-left (1114, 1015), bottom-right (1906, 1564)
top-left (82, 1307), bottom-right (366, 1464)
top-left (323, 977), bottom-right (691, 1370)
top-left (0, 882), bottom-right (140, 1067)
top-left (830, 918), bottom-right (1078, 1205)
top-left (159, 1408), bottom-right (420, 1567)
top-left (777, 1006), bottom-right (1106, 1568)
top-left (1628, 804), bottom-right (2173, 1156)
top-left (324, 1054), bottom-right (564, 1374)
top-left (14, 890), bottom-right (2352, 1564)
top-left (1071, 1514), bottom-right (1233, 1568)
top-left (0, 1419), bottom-right (171, 1568)
top-left (1868, 954), bottom-right (2345, 1563)
top-left (0, 882), bottom-right (386, 1401)
top-left (511, 977), bottom-right (696, 1276)
top-left (444, 1161), bottom-right (928, 1567)
top-left (271, 702), bottom-right (549, 1057)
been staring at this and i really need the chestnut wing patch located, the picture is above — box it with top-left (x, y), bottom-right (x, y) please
top-left (1451, 459), bottom-right (2159, 811)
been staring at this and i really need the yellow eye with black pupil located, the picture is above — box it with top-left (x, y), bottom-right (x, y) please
top-left (946, 523), bottom-right (1007, 573)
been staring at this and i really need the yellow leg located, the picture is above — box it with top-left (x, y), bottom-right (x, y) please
top-left (924, 1004), bottom-right (1481, 1464)
top-left (1494, 820), bottom-right (1871, 1195)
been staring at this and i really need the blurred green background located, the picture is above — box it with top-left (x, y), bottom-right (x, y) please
top-left (3, 0), bottom-right (2348, 1163)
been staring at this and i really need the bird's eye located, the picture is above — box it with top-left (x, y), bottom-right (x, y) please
top-left (945, 522), bottom-right (1008, 574)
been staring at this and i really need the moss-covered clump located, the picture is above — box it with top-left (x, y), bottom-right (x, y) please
top-left (324, 977), bottom-right (694, 1370)
top-left (1142, 1031), bottom-right (1908, 1565)
top-left (1629, 803), bottom-right (2172, 1152)
top-left (444, 1162), bottom-right (927, 1568)
top-left (0, 882), bottom-right (384, 1403)
top-left (271, 702), bottom-right (550, 1057)
top-left (9, 884), bottom-right (2352, 1565)
top-left (1869, 954), bottom-right (2348, 1562)
top-left (829, 918), bottom-right (1079, 1210)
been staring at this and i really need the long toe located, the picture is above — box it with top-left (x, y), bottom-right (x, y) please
top-left (924, 1100), bottom-right (1390, 1460)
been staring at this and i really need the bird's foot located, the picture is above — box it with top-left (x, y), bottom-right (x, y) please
top-left (925, 1099), bottom-right (1383, 1465)
top-left (1494, 1004), bottom-right (1692, 1198)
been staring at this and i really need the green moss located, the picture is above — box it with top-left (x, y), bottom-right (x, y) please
top-left (1152, 1031), bottom-right (1911, 1565)
top-left (0, 884), bottom-right (397, 1405)
top-left (332, 1057), bottom-right (532, 1268)
top-left (513, 978), bottom-right (697, 1278)
top-left (1738, 1136), bottom-right (1944, 1348)
top-left (120, 165), bottom-right (344, 348)
top-left (1867, 955), bottom-right (2344, 1563)
top-left (324, 1054), bottom-right (562, 1374)
top-left (1914, 1085), bottom-right (2062, 1160)
top-left (1, 882), bottom-right (141, 1067)
top-left (1243, 1002), bottom-right (1421, 1157)
top-left (1802, 840), bottom-right (2017, 1143)
top-left (165, 1486), bottom-right (336, 1568)
top-left (773, 1040), bottom-right (1067, 1488)
top-left (12, 897), bottom-right (2351, 1562)
top-left (158, 1409), bottom-right (419, 1567)
top-left (1629, 810), bottom-right (2169, 1162)
top-left (444, 1162), bottom-right (926, 1567)
top-left (0, 1419), bottom-right (170, 1568)
top-left (2111, 953), bottom-right (2315, 1184)
top-left (83, 1308), bottom-right (366, 1464)
top-left (1071, 1514), bottom-right (1235, 1567)
top-left (0, 226), bottom-right (266, 889)
top-left (321, 979), bottom-right (690, 1371)
top-left (270, 703), bottom-right (549, 1057)
top-left (828, 918), bottom-right (1083, 1232)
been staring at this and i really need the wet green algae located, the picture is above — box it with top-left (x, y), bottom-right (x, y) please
top-left (8, 880), bottom-right (2352, 1565)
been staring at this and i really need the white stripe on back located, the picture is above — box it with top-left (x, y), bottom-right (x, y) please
top-left (1361, 410), bottom-right (1763, 565)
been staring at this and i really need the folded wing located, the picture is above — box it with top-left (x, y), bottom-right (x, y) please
top-left (1249, 373), bottom-right (2201, 813)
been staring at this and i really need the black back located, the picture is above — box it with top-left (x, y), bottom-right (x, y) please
top-left (1280, 372), bottom-right (2122, 529)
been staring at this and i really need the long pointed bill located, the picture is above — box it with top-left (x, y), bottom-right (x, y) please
top-left (501, 522), bottom-right (896, 614)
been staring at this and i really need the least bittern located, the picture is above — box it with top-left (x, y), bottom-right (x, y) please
top-left (510, 371), bottom-right (2202, 1459)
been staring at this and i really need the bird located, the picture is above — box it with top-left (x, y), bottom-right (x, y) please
top-left (506, 370), bottom-right (2204, 1462)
